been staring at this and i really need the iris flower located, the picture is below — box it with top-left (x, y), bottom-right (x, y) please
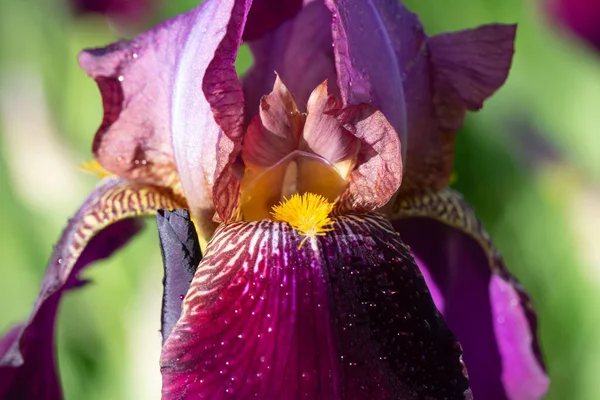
top-left (0, 0), bottom-right (549, 399)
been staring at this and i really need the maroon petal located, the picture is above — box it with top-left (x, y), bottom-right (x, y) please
top-left (243, 0), bottom-right (303, 41)
top-left (325, 0), bottom-right (409, 149)
top-left (161, 214), bottom-right (471, 399)
top-left (390, 188), bottom-right (549, 400)
top-left (333, 104), bottom-right (402, 210)
top-left (0, 178), bottom-right (183, 398)
top-left (242, 75), bottom-right (305, 168)
top-left (243, 0), bottom-right (338, 120)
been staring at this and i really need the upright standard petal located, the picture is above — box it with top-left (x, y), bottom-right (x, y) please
top-left (170, 0), bottom-right (250, 227)
top-left (0, 178), bottom-right (183, 398)
top-left (324, 1), bottom-right (515, 195)
top-left (161, 214), bottom-right (471, 399)
top-left (326, 0), bottom-right (408, 150)
top-left (243, 0), bottom-right (338, 120)
top-left (242, 0), bottom-right (303, 41)
top-left (389, 188), bottom-right (549, 400)
top-left (80, 0), bottom-right (251, 239)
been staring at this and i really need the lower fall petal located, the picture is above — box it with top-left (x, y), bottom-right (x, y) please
top-left (0, 178), bottom-right (183, 398)
top-left (389, 188), bottom-right (549, 400)
top-left (161, 213), bottom-right (471, 399)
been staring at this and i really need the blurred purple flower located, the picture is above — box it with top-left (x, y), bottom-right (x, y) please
top-left (70, 0), bottom-right (154, 22)
top-left (547, 0), bottom-right (600, 51)
top-left (0, 0), bottom-right (549, 399)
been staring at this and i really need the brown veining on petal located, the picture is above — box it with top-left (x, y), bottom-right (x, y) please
top-left (161, 213), bottom-right (472, 399)
top-left (58, 178), bottom-right (185, 278)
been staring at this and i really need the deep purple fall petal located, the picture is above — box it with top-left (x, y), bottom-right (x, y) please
top-left (390, 188), bottom-right (549, 400)
top-left (243, 0), bottom-right (338, 120)
top-left (157, 209), bottom-right (202, 343)
top-left (161, 214), bottom-right (471, 399)
top-left (0, 178), bottom-right (182, 398)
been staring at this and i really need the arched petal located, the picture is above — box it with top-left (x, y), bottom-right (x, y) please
top-left (161, 214), bottom-right (471, 399)
top-left (0, 178), bottom-right (183, 398)
top-left (389, 188), bottom-right (549, 400)
top-left (170, 0), bottom-right (250, 227)
top-left (80, 0), bottom-right (251, 237)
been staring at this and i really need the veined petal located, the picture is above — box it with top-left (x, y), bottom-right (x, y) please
top-left (243, 0), bottom-right (338, 120)
top-left (161, 214), bottom-right (471, 399)
top-left (157, 209), bottom-right (202, 343)
top-left (0, 178), bottom-right (183, 398)
top-left (389, 188), bottom-right (549, 400)
top-left (333, 104), bottom-right (402, 211)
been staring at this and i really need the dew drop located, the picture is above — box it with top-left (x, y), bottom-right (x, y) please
top-left (117, 75), bottom-right (124, 82)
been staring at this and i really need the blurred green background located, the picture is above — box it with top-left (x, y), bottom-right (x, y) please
top-left (0, 0), bottom-right (598, 399)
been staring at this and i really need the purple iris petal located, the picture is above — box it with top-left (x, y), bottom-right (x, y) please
top-left (243, 0), bottom-right (303, 41)
top-left (243, 0), bottom-right (338, 120)
top-left (0, 179), bottom-right (143, 398)
top-left (393, 217), bottom-right (549, 400)
top-left (161, 214), bottom-right (471, 399)
top-left (157, 209), bottom-right (201, 343)
top-left (326, 0), bottom-right (408, 149)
